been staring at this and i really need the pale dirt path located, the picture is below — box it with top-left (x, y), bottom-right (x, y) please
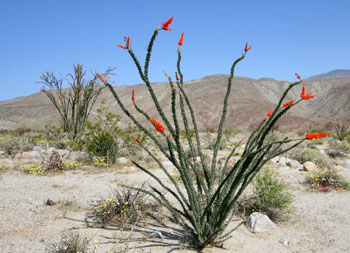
top-left (0, 167), bottom-right (350, 253)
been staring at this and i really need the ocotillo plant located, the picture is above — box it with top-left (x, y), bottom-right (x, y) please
top-left (101, 17), bottom-right (330, 250)
top-left (39, 64), bottom-right (115, 140)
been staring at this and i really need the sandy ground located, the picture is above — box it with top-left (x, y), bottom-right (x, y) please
top-left (1, 164), bottom-right (350, 253)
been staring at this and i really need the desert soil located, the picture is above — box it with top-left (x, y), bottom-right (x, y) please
top-left (1, 164), bottom-right (350, 253)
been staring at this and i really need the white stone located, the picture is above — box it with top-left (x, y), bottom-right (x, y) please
top-left (246, 212), bottom-right (276, 233)
top-left (116, 157), bottom-right (128, 164)
top-left (0, 151), bottom-right (5, 156)
top-left (303, 161), bottom-right (317, 172)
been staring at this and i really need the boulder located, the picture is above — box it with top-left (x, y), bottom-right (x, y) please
top-left (0, 151), bottom-right (5, 156)
top-left (116, 157), bottom-right (128, 164)
top-left (246, 212), bottom-right (276, 233)
top-left (303, 161), bottom-right (317, 172)
top-left (287, 159), bottom-right (301, 168)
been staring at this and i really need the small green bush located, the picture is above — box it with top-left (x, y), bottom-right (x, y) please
top-left (295, 148), bottom-right (333, 168)
top-left (236, 169), bottom-right (293, 221)
top-left (78, 101), bottom-right (123, 163)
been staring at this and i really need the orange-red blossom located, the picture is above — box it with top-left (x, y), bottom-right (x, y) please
top-left (267, 108), bottom-right (273, 117)
top-left (178, 32), bottom-right (184, 45)
top-left (149, 117), bottom-right (165, 132)
top-left (161, 16), bottom-right (174, 31)
top-left (305, 132), bottom-right (331, 140)
top-left (96, 73), bottom-right (110, 83)
top-left (134, 136), bottom-right (140, 144)
top-left (117, 36), bottom-right (130, 50)
top-left (300, 85), bottom-right (316, 100)
top-left (295, 73), bottom-right (302, 81)
top-left (283, 100), bottom-right (294, 107)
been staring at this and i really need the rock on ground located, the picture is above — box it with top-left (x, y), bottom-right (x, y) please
top-left (245, 212), bottom-right (276, 233)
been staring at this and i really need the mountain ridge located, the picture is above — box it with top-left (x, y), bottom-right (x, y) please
top-left (0, 70), bottom-right (349, 131)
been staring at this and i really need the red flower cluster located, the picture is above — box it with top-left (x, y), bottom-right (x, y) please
top-left (134, 135), bottom-right (140, 144)
top-left (305, 132), bottom-right (331, 140)
top-left (149, 117), bottom-right (165, 132)
top-left (267, 108), bottom-right (273, 117)
top-left (283, 100), bottom-right (294, 107)
top-left (117, 36), bottom-right (130, 50)
top-left (162, 17), bottom-right (174, 31)
top-left (175, 72), bottom-right (179, 81)
top-left (295, 73), bottom-right (302, 81)
top-left (300, 85), bottom-right (316, 100)
top-left (178, 32), bottom-right (184, 46)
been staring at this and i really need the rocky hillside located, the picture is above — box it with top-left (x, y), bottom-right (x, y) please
top-left (0, 72), bottom-right (349, 131)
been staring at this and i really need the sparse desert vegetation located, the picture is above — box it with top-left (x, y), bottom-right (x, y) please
top-left (1, 17), bottom-right (350, 253)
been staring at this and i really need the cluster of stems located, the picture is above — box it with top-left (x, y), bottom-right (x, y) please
top-left (39, 64), bottom-right (114, 140)
top-left (105, 21), bottom-right (316, 250)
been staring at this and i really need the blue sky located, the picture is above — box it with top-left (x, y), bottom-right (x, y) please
top-left (0, 0), bottom-right (349, 101)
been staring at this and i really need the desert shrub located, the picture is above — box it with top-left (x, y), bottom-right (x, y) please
top-left (77, 101), bottom-right (123, 164)
top-left (91, 187), bottom-right (160, 226)
top-left (305, 167), bottom-right (350, 191)
top-left (236, 169), bottom-right (293, 221)
top-left (253, 169), bottom-right (293, 219)
top-left (47, 232), bottom-right (89, 253)
top-left (334, 121), bottom-right (350, 141)
top-left (44, 150), bottom-right (67, 171)
top-left (329, 139), bottom-right (350, 154)
top-left (295, 148), bottom-right (333, 168)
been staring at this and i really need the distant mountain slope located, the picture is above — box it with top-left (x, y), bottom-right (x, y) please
top-left (307, 69), bottom-right (350, 81)
top-left (0, 71), bottom-right (349, 131)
